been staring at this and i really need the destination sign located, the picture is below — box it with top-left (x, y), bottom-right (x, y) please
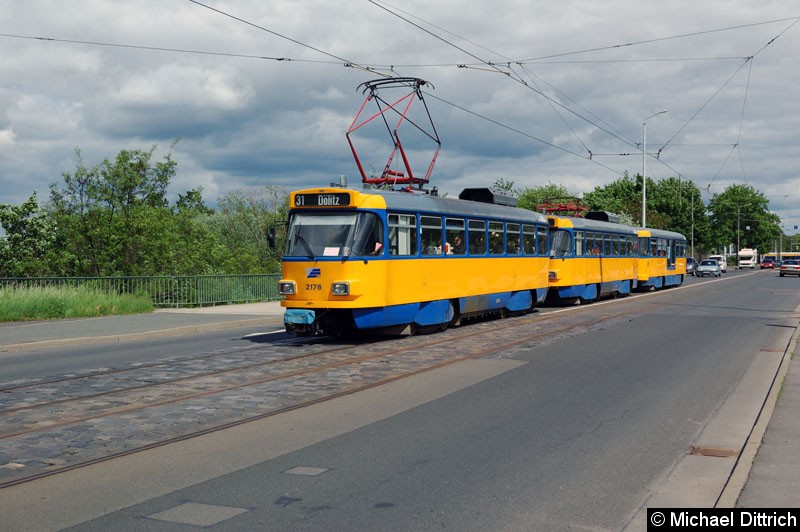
top-left (294, 192), bottom-right (351, 207)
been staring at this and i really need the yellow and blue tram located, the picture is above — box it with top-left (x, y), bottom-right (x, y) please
top-left (545, 212), bottom-right (687, 303)
top-left (279, 187), bottom-right (551, 335)
top-left (546, 213), bottom-right (640, 303)
top-left (636, 227), bottom-right (688, 290)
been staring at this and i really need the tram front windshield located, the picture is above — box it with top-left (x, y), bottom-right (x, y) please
top-left (549, 229), bottom-right (572, 257)
top-left (284, 211), bottom-right (382, 258)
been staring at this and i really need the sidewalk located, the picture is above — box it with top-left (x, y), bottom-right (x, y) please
top-left (0, 300), bottom-right (797, 510)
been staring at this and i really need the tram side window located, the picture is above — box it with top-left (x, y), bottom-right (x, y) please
top-left (523, 224), bottom-right (537, 254)
top-left (421, 216), bottom-right (443, 255)
top-left (489, 221), bottom-right (504, 255)
top-left (388, 213), bottom-right (418, 256)
top-left (537, 226), bottom-right (548, 255)
top-left (574, 231), bottom-right (584, 256)
top-left (506, 223), bottom-right (521, 255)
top-left (603, 233), bottom-right (611, 256)
top-left (468, 220), bottom-right (486, 255)
top-left (656, 238), bottom-right (667, 257)
top-left (627, 236), bottom-right (634, 256)
top-left (446, 218), bottom-right (466, 255)
top-left (585, 231), bottom-right (596, 255)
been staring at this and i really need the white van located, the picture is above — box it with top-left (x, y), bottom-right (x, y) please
top-left (707, 254), bottom-right (727, 273)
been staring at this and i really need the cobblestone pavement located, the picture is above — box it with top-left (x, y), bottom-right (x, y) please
top-left (0, 309), bottom-right (632, 486)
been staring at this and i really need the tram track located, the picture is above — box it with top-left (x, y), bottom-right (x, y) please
top-left (0, 304), bottom-right (637, 489)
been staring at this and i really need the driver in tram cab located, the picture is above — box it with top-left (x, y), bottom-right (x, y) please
top-left (365, 224), bottom-right (384, 255)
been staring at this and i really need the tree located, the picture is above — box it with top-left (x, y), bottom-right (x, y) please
top-left (707, 184), bottom-right (780, 254)
top-left (583, 172), bottom-right (641, 221)
top-left (0, 192), bottom-right (57, 276)
top-left (49, 143), bottom-right (181, 275)
top-left (204, 186), bottom-right (289, 274)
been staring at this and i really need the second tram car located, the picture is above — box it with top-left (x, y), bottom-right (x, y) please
top-left (279, 187), bottom-right (551, 335)
top-left (636, 228), bottom-right (688, 290)
top-left (546, 213), bottom-right (640, 303)
top-left (545, 212), bottom-right (687, 304)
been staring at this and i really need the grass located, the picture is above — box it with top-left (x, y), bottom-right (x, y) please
top-left (0, 286), bottom-right (154, 322)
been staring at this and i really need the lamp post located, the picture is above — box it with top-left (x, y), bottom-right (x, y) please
top-left (733, 201), bottom-right (754, 259)
top-left (737, 204), bottom-right (745, 257)
top-left (642, 109), bottom-right (667, 227)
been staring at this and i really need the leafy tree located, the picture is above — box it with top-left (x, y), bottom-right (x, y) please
top-left (49, 143), bottom-right (180, 276)
top-left (707, 184), bottom-right (780, 254)
top-left (583, 172), bottom-right (641, 221)
top-left (167, 188), bottom-right (227, 274)
top-left (204, 186), bottom-right (289, 274)
top-left (0, 192), bottom-right (57, 276)
top-left (583, 173), bottom-right (712, 256)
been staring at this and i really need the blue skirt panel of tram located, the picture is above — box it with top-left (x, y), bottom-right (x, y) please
top-left (639, 274), bottom-right (682, 290)
top-left (551, 279), bottom-right (633, 301)
top-left (350, 288), bottom-right (542, 329)
top-left (285, 288), bottom-right (547, 332)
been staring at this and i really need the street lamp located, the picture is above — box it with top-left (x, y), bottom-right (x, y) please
top-left (736, 203), bottom-right (751, 258)
top-left (642, 109), bottom-right (667, 227)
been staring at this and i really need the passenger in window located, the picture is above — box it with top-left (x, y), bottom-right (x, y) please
top-left (451, 235), bottom-right (465, 254)
top-left (490, 232), bottom-right (503, 254)
top-left (471, 235), bottom-right (485, 254)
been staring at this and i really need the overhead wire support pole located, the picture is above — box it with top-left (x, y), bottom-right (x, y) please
top-left (642, 109), bottom-right (667, 227)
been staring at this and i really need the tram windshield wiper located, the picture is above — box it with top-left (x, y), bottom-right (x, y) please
top-left (295, 232), bottom-right (315, 259)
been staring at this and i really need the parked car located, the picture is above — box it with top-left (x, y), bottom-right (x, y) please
top-left (686, 257), bottom-right (697, 276)
top-left (696, 258), bottom-right (722, 277)
top-left (779, 259), bottom-right (800, 277)
top-left (761, 258), bottom-right (775, 269)
top-left (707, 254), bottom-right (727, 273)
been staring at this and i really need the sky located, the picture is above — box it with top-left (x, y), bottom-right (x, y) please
top-left (1, 1), bottom-right (799, 234)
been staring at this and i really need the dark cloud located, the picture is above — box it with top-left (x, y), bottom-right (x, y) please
top-left (1, 0), bottom-right (799, 229)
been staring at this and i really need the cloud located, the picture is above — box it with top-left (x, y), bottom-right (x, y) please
top-left (0, 0), bottom-right (798, 232)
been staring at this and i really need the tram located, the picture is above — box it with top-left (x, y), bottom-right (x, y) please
top-left (636, 227), bottom-right (688, 290)
top-left (546, 213), bottom-right (640, 303)
top-left (277, 76), bottom-right (688, 334)
top-left (279, 187), bottom-right (551, 335)
top-left (546, 212), bottom-right (687, 304)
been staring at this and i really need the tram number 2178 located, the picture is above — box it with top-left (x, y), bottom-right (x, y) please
top-left (305, 283), bottom-right (323, 291)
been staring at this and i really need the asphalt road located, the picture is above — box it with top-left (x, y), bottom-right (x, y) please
top-left (3, 270), bottom-right (797, 530)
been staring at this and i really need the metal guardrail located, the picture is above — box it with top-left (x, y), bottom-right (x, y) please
top-left (0, 275), bottom-right (282, 308)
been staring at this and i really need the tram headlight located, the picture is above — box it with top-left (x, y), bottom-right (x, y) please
top-left (279, 281), bottom-right (296, 295)
top-left (331, 282), bottom-right (350, 296)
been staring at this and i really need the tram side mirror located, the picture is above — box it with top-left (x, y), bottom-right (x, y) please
top-left (267, 227), bottom-right (276, 249)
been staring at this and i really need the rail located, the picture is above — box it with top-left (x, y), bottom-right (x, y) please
top-left (0, 275), bottom-right (282, 308)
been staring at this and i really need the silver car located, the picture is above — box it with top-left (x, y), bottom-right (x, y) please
top-left (696, 258), bottom-right (722, 277)
top-left (686, 257), bottom-right (697, 276)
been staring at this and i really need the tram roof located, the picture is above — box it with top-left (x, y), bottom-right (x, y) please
top-left (549, 215), bottom-right (639, 235)
top-left (646, 227), bottom-right (687, 241)
top-left (292, 187), bottom-right (549, 224)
